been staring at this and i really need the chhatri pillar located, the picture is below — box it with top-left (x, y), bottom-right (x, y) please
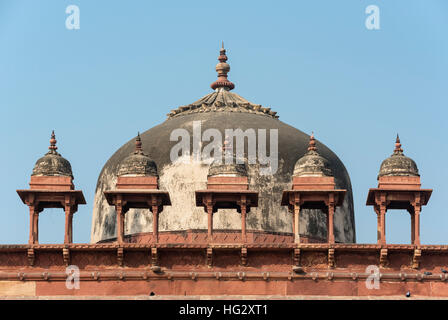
top-left (104, 133), bottom-right (171, 244)
top-left (17, 131), bottom-right (86, 244)
top-left (367, 135), bottom-right (432, 245)
top-left (281, 133), bottom-right (346, 244)
top-left (195, 138), bottom-right (258, 242)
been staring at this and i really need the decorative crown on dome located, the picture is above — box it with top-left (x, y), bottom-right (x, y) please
top-left (293, 133), bottom-right (333, 177)
top-left (31, 131), bottom-right (73, 178)
top-left (166, 44), bottom-right (279, 119)
top-left (378, 134), bottom-right (419, 179)
top-left (117, 133), bottom-right (158, 177)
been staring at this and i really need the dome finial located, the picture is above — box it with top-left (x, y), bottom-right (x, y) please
top-left (394, 134), bottom-right (403, 154)
top-left (210, 43), bottom-right (235, 91)
top-left (49, 130), bottom-right (58, 153)
top-left (308, 132), bottom-right (317, 152)
top-left (223, 135), bottom-right (231, 153)
top-left (134, 132), bottom-right (143, 155)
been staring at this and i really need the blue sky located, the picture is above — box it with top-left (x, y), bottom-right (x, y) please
top-left (0, 0), bottom-right (446, 244)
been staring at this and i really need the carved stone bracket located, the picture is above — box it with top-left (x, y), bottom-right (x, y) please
top-left (63, 247), bottom-right (70, 266)
top-left (412, 248), bottom-right (422, 269)
top-left (151, 247), bottom-right (158, 266)
top-left (117, 247), bottom-right (124, 266)
top-left (293, 248), bottom-right (301, 267)
top-left (328, 248), bottom-right (335, 268)
top-left (380, 248), bottom-right (388, 267)
top-left (206, 247), bottom-right (213, 267)
top-left (27, 248), bottom-right (35, 266)
top-left (241, 247), bottom-right (248, 266)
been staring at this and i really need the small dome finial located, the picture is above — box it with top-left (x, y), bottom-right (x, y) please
top-left (222, 135), bottom-right (232, 153)
top-left (308, 132), bottom-right (317, 152)
top-left (134, 132), bottom-right (143, 154)
top-left (211, 43), bottom-right (235, 91)
top-left (49, 130), bottom-right (58, 152)
top-left (394, 134), bottom-right (403, 153)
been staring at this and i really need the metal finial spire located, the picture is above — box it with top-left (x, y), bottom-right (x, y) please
top-left (394, 134), bottom-right (403, 154)
top-left (222, 135), bottom-right (232, 153)
top-left (134, 132), bottom-right (143, 154)
top-left (308, 132), bottom-right (317, 152)
top-left (211, 43), bottom-right (235, 91)
top-left (49, 130), bottom-right (58, 152)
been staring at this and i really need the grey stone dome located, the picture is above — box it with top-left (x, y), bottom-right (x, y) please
top-left (117, 154), bottom-right (158, 177)
top-left (117, 134), bottom-right (158, 177)
top-left (32, 131), bottom-right (73, 178)
top-left (208, 160), bottom-right (248, 177)
top-left (378, 136), bottom-right (419, 179)
top-left (32, 152), bottom-right (73, 177)
top-left (91, 91), bottom-right (355, 243)
top-left (208, 138), bottom-right (248, 177)
top-left (90, 48), bottom-right (355, 243)
top-left (293, 135), bottom-right (333, 177)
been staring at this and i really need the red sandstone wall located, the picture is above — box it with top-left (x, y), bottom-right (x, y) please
top-left (1, 244), bottom-right (448, 298)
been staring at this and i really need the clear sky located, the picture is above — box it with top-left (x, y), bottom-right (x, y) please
top-left (0, 0), bottom-right (446, 244)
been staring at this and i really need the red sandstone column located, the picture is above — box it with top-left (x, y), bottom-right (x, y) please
top-left (294, 205), bottom-right (300, 243)
top-left (116, 205), bottom-right (124, 243)
top-left (28, 205), bottom-right (36, 244)
top-left (69, 211), bottom-right (73, 243)
top-left (33, 209), bottom-right (39, 244)
top-left (380, 205), bottom-right (386, 245)
top-left (207, 204), bottom-right (213, 240)
top-left (375, 207), bottom-right (382, 244)
top-left (64, 204), bottom-right (72, 244)
top-left (241, 198), bottom-right (247, 242)
top-left (410, 212), bottom-right (415, 244)
top-left (414, 206), bottom-right (421, 245)
top-left (328, 203), bottom-right (335, 244)
top-left (152, 205), bottom-right (159, 243)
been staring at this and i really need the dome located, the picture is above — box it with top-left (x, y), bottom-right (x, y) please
top-left (208, 160), bottom-right (248, 177)
top-left (208, 138), bottom-right (248, 177)
top-left (32, 131), bottom-right (73, 178)
top-left (378, 135), bottom-right (419, 179)
top-left (117, 134), bottom-right (158, 177)
top-left (293, 133), bottom-right (333, 177)
top-left (91, 47), bottom-right (355, 243)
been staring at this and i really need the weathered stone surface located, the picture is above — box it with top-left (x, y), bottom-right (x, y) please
top-left (378, 138), bottom-right (419, 179)
top-left (293, 150), bottom-right (332, 177)
top-left (167, 88), bottom-right (278, 119)
top-left (32, 151), bottom-right (73, 178)
top-left (91, 104), bottom-right (355, 244)
top-left (378, 152), bottom-right (419, 178)
top-left (208, 159), bottom-right (248, 177)
top-left (117, 153), bottom-right (158, 177)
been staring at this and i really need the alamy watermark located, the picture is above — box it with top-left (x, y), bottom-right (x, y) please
top-left (65, 265), bottom-right (80, 289)
top-left (169, 121), bottom-right (278, 175)
top-left (365, 265), bottom-right (380, 290)
top-left (365, 5), bottom-right (380, 30)
top-left (66, 5), bottom-right (80, 30)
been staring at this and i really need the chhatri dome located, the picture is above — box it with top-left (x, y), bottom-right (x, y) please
top-left (378, 135), bottom-right (419, 179)
top-left (117, 133), bottom-right (158, 177)
top-left (91, 46), bottom-right (356, 243)
top-left (32, 131), bottom-right (73, 178)
top-left (208, 137), bottom-right (248, 177)
top-left (293, 133), bottom-right (333, 177)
